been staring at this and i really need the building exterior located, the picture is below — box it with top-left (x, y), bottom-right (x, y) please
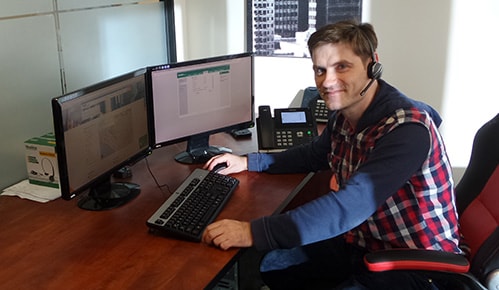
top-left (251, 0), bottom-right (361, 57)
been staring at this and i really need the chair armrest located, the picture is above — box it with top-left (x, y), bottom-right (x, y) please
top-left (364, 249), bottom-right (470, 273)
top-left (486, 269), bottom-right (499, 290)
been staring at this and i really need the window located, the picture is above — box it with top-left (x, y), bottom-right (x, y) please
top-left (250, 0), bottom-right (362, 57)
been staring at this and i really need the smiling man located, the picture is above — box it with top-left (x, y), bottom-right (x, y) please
top-left (202, 20), bottom-right (461, 289)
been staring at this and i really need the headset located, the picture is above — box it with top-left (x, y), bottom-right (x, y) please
top-left (41, 157), bottom-right (55, 182)
top-left (360, 31), bottom-right (383, 96)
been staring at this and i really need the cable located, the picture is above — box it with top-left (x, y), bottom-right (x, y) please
top-left (144, 156), bottom-right (173, 195)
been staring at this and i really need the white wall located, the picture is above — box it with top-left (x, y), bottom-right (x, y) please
top-left (174, 0), bottom-right (246, 61)
top-left (440, 0), bottom-right (499, 168)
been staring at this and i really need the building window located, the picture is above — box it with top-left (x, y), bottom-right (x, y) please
top-left (249, 0), bottom-right (362, 57)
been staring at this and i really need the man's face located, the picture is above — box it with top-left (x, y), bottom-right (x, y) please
top-left (311, 42), bottom-right (371, 113)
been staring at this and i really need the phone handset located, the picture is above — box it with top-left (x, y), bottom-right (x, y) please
top-left (257, 105), bottom-right (274, 149)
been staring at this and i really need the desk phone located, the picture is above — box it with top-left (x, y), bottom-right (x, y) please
top-left (301, 87), bottom-right (331, 123)
top-left (256, 105), bottom-right (317, 152)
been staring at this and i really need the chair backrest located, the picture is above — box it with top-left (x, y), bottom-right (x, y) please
top-left (454, 114), bottom-right (499, 287)
top-left (459, 167), bottom-right (499, 258)
top-left (455, 114), bottom-right (499, 215)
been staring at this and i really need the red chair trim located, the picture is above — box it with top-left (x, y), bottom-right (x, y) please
top-left (364, 249), bottom-right (470, 273)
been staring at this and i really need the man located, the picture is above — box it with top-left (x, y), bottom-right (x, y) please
top-left (203, 20), bottom-right (461, 289)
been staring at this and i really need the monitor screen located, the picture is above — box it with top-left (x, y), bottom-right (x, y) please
top-left (148, 52), bottom-right (254, 164)
top-left (52, 68), bottom-right (150, 210)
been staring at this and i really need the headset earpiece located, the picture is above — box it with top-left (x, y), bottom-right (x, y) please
top-left (366, 38), bottom-right (383, 80)
top-left (368, 61), bottom-right (383, 80)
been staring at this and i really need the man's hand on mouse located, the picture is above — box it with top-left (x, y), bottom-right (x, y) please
top-left (203, 153), bottom-right (248, 175)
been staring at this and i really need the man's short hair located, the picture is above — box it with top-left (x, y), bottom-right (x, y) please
top-left (307, 20), bottom-right (378, 63)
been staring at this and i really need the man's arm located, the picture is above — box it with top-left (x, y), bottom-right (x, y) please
top-left (251, 123), bottom-right (431, 251)
top-left (247, 123), bottom-right (333, 173)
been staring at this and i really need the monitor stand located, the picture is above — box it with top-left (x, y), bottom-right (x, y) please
top-left (78, 181), bottom-right (140, 211)
top-left (174, 134), bottom-right (232, 164)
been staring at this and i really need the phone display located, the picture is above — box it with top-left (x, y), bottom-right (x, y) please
top-left (280, 111), bottom-right (307, 124)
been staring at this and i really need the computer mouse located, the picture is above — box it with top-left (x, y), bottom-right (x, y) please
top-left (212, 162), bottom-right (228, 173)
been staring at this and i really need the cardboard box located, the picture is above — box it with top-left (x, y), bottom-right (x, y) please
top-left (25, 134), bottom-right (59, 188)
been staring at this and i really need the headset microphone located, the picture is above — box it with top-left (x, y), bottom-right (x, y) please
top-left (360, 78), bottom-right (375, 96)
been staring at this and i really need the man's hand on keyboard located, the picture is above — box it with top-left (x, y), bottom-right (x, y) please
top-left (202, 219), bottom-right (253, 250)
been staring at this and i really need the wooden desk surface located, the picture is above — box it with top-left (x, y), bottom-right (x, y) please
top-left (0, 131), bottom-right (307, 289)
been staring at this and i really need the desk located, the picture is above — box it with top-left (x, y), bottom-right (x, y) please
top-left (0, 130), bottom-right (311, 289)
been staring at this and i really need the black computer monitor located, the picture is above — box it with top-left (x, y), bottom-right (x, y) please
top-left (147, 52), bottom-right (254, 164)
top-left (52, 68), bottom-right (151, 210)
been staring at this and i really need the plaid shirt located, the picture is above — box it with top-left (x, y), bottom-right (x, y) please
top-left (330, 108), bottom-right (461, 253)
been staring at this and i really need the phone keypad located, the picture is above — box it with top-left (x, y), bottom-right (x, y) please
top-left (275, 130), bottom-right (313, 148)
top-left (313, 99), bottom-right (329, 123)
top-left (275, 130), bottom-right (293, 147)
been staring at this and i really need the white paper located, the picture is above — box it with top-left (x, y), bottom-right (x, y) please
top-left (1, 179), bottom-right (61, 203)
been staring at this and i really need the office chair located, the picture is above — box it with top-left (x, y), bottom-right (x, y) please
top-left (364, 114), bottom-right (499, 289)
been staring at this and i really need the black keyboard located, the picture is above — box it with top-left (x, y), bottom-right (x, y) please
top-left (146, 168), bottom-right (239, 242)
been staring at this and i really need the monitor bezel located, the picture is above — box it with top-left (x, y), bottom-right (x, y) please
top-left (52, 68), bottom-right (151, 201)
top-left (145, 52), bottom-right (255, 150)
